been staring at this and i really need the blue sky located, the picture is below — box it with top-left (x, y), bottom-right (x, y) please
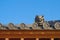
top-left (0, 0), bottom-right (60, 24)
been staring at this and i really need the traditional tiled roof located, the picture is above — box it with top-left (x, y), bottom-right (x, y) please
top-left (0, 16), bottom-right (60, 30)
top-left (0, 21), bottom-right (60, 30)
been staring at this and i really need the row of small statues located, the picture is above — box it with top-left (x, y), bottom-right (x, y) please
top-left (0, 15), bottom-right (60, 30)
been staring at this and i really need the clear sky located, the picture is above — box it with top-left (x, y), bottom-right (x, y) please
top-left (0, 0), bottom-right (60, 24)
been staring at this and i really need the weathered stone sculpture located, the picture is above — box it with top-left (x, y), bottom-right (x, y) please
top-left (35, 15), bottom-right (44, 26)
top-left (54, 22), bottom-right (60, 29)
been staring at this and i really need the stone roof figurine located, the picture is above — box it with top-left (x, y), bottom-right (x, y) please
top-left (35, 15), bottom-right (44, 27)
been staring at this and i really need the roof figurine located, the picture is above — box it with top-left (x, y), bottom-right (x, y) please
top-left (35, 15), bottom-right (44, 26)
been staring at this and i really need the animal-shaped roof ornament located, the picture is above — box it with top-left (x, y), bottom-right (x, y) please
top-left (35, 15), bottom-right (44, 26)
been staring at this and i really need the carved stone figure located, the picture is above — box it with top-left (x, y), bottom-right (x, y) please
top-left (54, 22), bottom-right (60, 29)
top-left (35, 15), bottom-right (44, 26)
